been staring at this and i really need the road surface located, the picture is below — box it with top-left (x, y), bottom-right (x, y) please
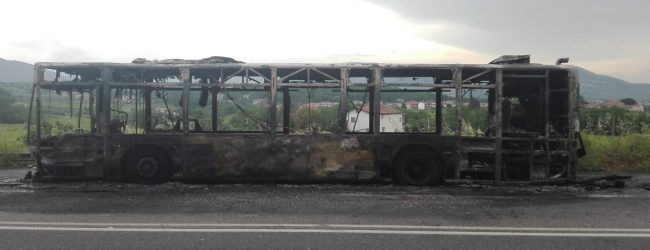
top-left (1, 167), bottom-right (650, 249)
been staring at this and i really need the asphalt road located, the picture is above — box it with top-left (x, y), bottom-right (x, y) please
top-left (1, 167), bottom-right (650, 249)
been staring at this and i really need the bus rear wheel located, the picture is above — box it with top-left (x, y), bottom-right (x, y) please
top-left (394, 148), bottom-right (442, 186)
top-left (126, 149), bottom-right (171, 184)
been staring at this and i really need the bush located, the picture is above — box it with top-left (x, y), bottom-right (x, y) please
top-left (0, 86), bottom-right (29, 124)
top-left (0, 124), bottom-right (28, 168)
top-left (579, 133), bottom-right (650, 172)
top-left (581, 109), bottom-right (650, 135)
top-left (0, 104), bottom-right (28, 123)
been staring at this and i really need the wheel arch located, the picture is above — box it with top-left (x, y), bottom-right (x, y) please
top-left (120, 144), bottom-right (173, 178)
top-left (390, 144), bottom-right (444, 181)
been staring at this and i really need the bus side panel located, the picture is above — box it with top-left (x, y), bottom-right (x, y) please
top-left (183, 134), bottom-right (377, 181)
top-left (37, 134), bottom-right (103, 178)
top-left (184, 134), bottom-right (275, 179)
top-left (276, 134), bottom-right (377, 180)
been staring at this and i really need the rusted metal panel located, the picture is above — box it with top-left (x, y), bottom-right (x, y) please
top-left (453, 68), bottom-right (462, 179)
top-left (181, 67), bottom-right (191, 172)
top-left (282, 87), bottom-right (291, 134)
top-left (35, 62), bottom-right (573, 71)
top-left (544, 69), bottom-right (551, 179)
top-left (494, 69), bottom-right (504, 181)
top-left (269, 67), bottom-right (278, 134)
top-left (435, 88), bottom-right (442, 135)
top-left (338, 68), bottom-right (349, 133)
top-left (567, 68), bottom-right (580, 178)
top-left (180, 67), bottom-right (191, 134)
top-left (36, 134), bottom-right (103, 177)
top-left (99, 67), bottom-right (113, 177)
top-left (182, 134), bottom-right (376, 181)
top-left (371, 68), bottom-right (382, 134)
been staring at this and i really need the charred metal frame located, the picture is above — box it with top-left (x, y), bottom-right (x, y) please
top-left (28, 61), bottom-right (582, 183)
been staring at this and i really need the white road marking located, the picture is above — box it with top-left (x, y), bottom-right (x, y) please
top-left (0, 222), bottom-right (650, 237)
top-left (1, 226), bottom-right (650, 237)
top-left (0, 221), bottom-right (322, 228)
top-left (586, 194), bottom-right (640, 198)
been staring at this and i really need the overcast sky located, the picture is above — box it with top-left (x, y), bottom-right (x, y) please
top-left (1, 0), bottom-right (648, 82)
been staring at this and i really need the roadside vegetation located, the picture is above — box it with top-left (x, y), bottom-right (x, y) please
top-left (579, 133), bottom-right (650, 172)
top-left (0, 124), bottom-right (27, 167)
top-left (578, 106), bottom-right (650, 172)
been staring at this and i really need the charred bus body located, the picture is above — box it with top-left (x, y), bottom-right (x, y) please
top-left (27, 56), bottom-right (585, 184)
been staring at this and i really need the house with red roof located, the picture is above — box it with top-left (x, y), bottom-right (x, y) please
top-left (347, 104), bottom-right (405, 132)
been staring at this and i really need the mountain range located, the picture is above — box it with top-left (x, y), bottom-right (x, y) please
top-left (576, 67), bottom-right (650, 102)
top-left (1, 58), bottom-right (649, 101)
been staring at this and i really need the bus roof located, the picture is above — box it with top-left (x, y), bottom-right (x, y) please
top-left (34, 62), bottom-right (574, 71)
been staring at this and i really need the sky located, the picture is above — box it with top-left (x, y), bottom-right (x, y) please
top-left (1, 0), bottom-right (648, 83)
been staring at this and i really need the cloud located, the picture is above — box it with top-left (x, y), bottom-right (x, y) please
top-left (0, 0), bottom-right (490, 65)
top-left (7, 40), bottom-right (99, 62)
top-left (2, 0), bottom-right (647, 82)
top-left (365, 0), bottom-right (650, 82)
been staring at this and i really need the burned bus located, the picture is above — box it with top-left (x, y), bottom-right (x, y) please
top-left (26, 55), bottom-right (585, 185)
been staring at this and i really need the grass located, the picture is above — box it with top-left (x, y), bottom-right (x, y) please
top-left (0, 124), bottom-right (27, 153)
top-left (0, 123), bottom-right (28, 168)
top-left (578, 133), bottom-right (650, 173)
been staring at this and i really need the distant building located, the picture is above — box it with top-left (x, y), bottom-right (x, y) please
top-left (347, 104), bottom-right (404, 132)
top-left (582, 103), bottom-right (600, 109)
top-left (443, 100), bottom-right (457, 107)
top-left (404, 101), bottom-right (419, 110)
top-left (404, 100), bottom-right (435, 110)
top-left (384, 102), bottom-right (403, 109)
top-left (604, 100), bottom-right (626, 109)
top-left (298, 102), bottom-right (338, 110)
top-left (626, 103), bottom-right (645, 112)
top-left (252, 98), bottom-right (267, 105)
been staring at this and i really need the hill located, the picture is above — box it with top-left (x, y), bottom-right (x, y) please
top-left (1, 58), bottom-right (648, 101)
top-left (0, 58), bottom-right (37, 83)
top-left (577, 67), bottom-right (650, 102)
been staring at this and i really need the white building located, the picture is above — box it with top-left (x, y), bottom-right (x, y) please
top-left (347, 104), bottom-right (405, 132)
top-left (404, 100), bottom-right (435, 110)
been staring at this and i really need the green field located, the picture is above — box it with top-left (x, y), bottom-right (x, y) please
top-left (0, 123), bottom-right (27, 153)
top-left (578, 133), bottom-right (650, 173)
top-left (0, 123), bottom-right (28, 168)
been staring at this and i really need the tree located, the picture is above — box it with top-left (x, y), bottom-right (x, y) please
top-left (0, 86), bottom-right (27, 123)
top-left (620, 98), bottom-right (637, 105)
top-left (0, 86), bottom-right (16, 107)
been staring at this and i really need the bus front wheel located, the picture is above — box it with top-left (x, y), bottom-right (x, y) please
top-left (394, 148), bottom-right (442, 186)
top-left (125, 149), bottom-right (171, 184)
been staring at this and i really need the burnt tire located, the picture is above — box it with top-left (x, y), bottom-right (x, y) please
top-left (394, 148), bottom-right (443, 186)
top-left (125, 148), bottom-right (171, 184)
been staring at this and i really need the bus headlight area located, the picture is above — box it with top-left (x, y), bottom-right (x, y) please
top-left (24, 55), bottom-right (585, 185)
